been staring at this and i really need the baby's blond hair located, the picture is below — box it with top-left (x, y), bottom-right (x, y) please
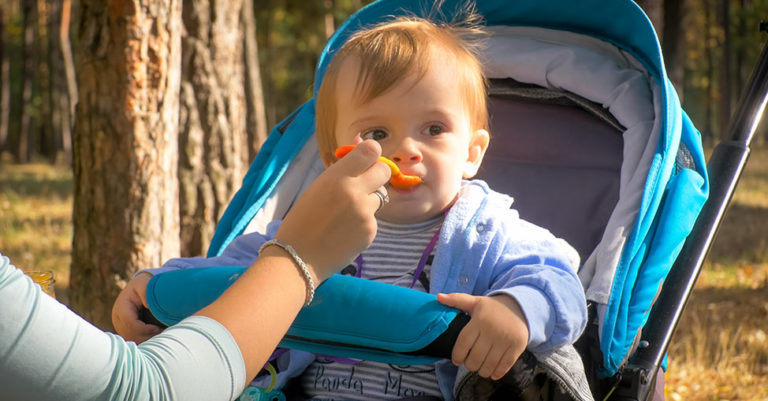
top-left (315, 13), bottom-right (488, 165)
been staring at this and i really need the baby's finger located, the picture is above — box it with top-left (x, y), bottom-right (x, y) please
top-left (491, 348), bottom-right (521, 381)
top-left (451, 323), bottom-right (479, 367)
top-left (477, 345), bottom-right (505, 378)
top-left (135, 323), bottom-right (163, 343)
top-left (437, 292), bottom-right (479, 314)
top-left (463, 336), bottom-right (492, 372)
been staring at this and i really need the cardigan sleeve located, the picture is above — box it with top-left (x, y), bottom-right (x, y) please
top-left (485, 221), bottom-right (587, 352)
top-left (139, 221), bottom-right (281, 277)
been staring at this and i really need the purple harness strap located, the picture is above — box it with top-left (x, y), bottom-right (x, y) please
top-left (354, 226), bottom-right (441, 289)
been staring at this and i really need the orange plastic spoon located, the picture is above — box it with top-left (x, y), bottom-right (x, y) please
top-left (335, 145), bottom-right (422, 190)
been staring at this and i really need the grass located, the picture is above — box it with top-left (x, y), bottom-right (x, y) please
top-left (0, 163), bottom-right (73, 299)
top-left (665, 147), bottom-right (768, 401)
top-left (1, 148), bottom-right (767, 400)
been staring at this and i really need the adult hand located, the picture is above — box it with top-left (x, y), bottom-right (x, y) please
top-left (112, 272), bottom-right (162, 343)
top-left (113, 140), bottom-right (389, 343)
top-left (275, 139), bottom-right (391, 282)
top-left (197, 140), bottom-right (391, 381)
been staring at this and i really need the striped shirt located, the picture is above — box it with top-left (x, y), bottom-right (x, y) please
top-left (300, 216), bottom-right (444, 401)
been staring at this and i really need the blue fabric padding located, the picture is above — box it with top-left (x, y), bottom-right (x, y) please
top-left (279, 274), bottom-right (459, 365)
top-left (316, 0), bottom-right (665, 94)
top-left (146, 268), bottom-right (459, 365)
top-left (285, 274), bottom-right (459, 353)
top-left (598, 81), bottom-right (681, 376)
top-left (146, 266), bottom-right (247, 325)
top-left (600, 112), bottom-right (709, 376)
top-left (208, 100), bottom-right (316, 256)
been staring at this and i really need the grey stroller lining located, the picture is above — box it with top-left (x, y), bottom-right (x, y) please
top-left (488, 79), bottom-right (625, 133)
top-left (480, 25), bottom-right (661, 310)
top-left (481, 78), bottom-right (624, 262)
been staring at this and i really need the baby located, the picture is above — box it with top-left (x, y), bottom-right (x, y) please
top-left (295, 15), bottom-right (587, 400)
top-left (113, 12), bottom-right (587, 401)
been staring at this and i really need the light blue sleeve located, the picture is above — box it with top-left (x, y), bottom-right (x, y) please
top-left (140, 221), bottom-right (281, 277)
top-left (485, 222), bottom-right (587, 352)
top-left (0, 254), bottom-right (246, 401)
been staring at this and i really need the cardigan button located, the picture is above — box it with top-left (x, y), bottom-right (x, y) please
top-left (476, 223), bottom-right (486, 233)
top-left (458, 274), bottom-right (469, 286)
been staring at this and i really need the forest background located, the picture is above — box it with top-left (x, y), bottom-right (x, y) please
top-left (0, 0), bottom-right (767, 400)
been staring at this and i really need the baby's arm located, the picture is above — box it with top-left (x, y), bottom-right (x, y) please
top-left (487, 260), bottom-right (587, 352)
top-left (437, 224), bottom-right (587, 379)
top-left (437, 292), bottom-right (528, 380)
top-left (437, 261), bottom-right (585, 380)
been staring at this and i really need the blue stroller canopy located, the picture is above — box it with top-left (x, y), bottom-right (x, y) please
top-left (207, 0), bottom-right (708, 382)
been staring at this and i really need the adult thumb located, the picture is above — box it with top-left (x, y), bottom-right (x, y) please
top-left (437, 292), bottom-right (478, 314)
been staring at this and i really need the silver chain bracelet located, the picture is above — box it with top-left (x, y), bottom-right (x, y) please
top-left (259, 239), bottom-right (315, 305)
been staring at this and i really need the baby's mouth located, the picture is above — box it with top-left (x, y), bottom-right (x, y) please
top-left (389, 171), bottom-right (421, 190)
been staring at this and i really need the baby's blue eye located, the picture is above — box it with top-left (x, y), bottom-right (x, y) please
top-left (361, 129), bottom-right (388, 141)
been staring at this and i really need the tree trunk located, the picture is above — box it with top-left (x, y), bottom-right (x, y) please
top-left (59, 0), bottom-right (76, 164)
top-left (242, 0), bottom-right (268, 160)
top-left (636, 0), bottom-right (664, 38)
top-left (735, 0), bottom-right (748, 96)
top-left (324, 0), bottom-right (335, 39)
top-left (718, 0), bottom-right (732, 140)
top-left (47, 0), bottom-right (63, 161)
top-left (70, 0), bottom-right (182, 330)
top-left (36, 0), bottom-right (54, 160)
top-left (705, 0), bottom-right (715, 142)
top-left (178, 0), bottom-right (250, 257)
top-left (663, 0), bottom-right (688, 100)
top-left (0, 9), bottom-right (9, 151)
top-left (19, 0), bottom-right (36, 163)
top-left (261, 9), bottom-right (277, 127)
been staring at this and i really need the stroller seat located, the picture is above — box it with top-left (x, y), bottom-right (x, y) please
top-left (144, 1), bottom-right (710, 400)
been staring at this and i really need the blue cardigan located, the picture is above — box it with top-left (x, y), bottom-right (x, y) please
top-left (147, 180), bottom-right (588, 400)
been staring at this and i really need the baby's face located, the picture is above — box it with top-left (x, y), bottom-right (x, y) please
top-left (333, 57), bottom-right (488, 224)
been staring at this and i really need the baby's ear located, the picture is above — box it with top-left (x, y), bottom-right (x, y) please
top-left (463, 129), bottom-right (490, 178)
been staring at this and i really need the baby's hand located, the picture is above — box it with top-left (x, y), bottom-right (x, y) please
top-left (437, 293), bottom-right (529, 380)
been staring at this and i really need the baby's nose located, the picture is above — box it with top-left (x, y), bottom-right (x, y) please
top-left (390, 141), bottom-right (422, 163)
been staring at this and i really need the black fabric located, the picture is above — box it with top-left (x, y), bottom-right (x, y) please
top-left (138, 306), bottom-right (168, 329)
top-left (454, 351), bottom-right (539, 401)
top-left (407, 313), bottom-right (471, 358)
top-left (498, 350), bottom-right (539, 394)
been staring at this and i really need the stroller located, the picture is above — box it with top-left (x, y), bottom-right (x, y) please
top-left (140, 0), bottom-right (768, 399)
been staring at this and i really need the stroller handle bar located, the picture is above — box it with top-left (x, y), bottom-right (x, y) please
top-left (613, 30), bottom-right (768, 401)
